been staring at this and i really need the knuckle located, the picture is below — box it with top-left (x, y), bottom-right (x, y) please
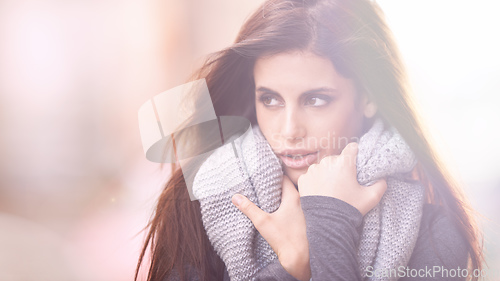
top-left (239, 199), bottom-right (255, 213)
top-left (239, 200), bottom-right (251, 212)
top-left (368, 189), bottom-right (379, 200)
top-left (342, 154), bottom-right (353, 164)
top-left (319, 156), bottom-right (328, 165)
top-left (347, 155), bottom-right (356, 166)
top-left (369, 188), bottom-right (383, 202)
top-left (331, 154), bottom-right (341, 162)
top-left (381, 179), bottom-right (388, 188)
top-left (307, 163), bottom-right (317, 172)
top-left (335, 155), bottom-right (347, 167)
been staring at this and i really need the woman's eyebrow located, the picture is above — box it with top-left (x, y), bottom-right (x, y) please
top-left (255, 86), bottom-right (337, 97)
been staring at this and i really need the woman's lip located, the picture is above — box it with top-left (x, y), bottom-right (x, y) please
top-left (278, 151), bottom-right (319, 169)
top-left (279, 149), bottom-right (318, 156)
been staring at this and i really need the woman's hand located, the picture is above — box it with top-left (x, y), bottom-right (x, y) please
top-left (298, 142), bottom-right (387, 216)
top-left (231, 175), bottom-right (311, 281)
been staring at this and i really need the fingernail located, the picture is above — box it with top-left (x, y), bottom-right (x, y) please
top-left (232, 194), bottom-right (244, 207)
top-left (351, 142), bottom-right (358, 149)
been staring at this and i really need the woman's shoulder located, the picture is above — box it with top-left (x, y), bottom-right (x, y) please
top-left (419, 203), bottom-right (468, 245)
top-left (410, 203), bottom-right (469, 269)
top-left (420, 203), bottom-right (463, 235)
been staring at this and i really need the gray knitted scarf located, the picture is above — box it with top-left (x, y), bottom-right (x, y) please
top-left (192, 118), bottom-right (425, 281)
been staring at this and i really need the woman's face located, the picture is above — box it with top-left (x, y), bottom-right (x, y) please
top-left (254, 50), bottom-right (377, 186)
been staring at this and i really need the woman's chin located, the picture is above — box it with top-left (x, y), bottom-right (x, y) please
top-left (283, 167), bottom-right (308, 188)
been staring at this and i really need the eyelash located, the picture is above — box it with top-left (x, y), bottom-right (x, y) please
top-left (258, 95), bottom-right (331, 107)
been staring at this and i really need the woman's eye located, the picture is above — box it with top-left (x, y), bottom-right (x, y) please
top-left (305, 97), bottom-right (328, 106)
top-left (260, 96), bottom-right (282, 106)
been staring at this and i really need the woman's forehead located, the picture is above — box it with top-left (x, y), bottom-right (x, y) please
top-left (253, 51), bottom-right (354, 97)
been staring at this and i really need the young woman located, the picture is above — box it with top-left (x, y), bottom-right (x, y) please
top-left (135, 0), bottom-right (484, 280)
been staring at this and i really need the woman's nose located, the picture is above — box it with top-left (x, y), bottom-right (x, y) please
top-left (281, 108), bottom-right (305, 143)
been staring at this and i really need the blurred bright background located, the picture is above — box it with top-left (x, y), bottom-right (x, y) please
top-left (0, 0), bottom-right (498, 280)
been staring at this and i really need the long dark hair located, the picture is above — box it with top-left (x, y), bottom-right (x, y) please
top-left (135, 0), bottom-right (484, 280)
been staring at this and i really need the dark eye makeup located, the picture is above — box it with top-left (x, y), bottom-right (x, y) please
top-left (257, 93), bottom-right (333, 108)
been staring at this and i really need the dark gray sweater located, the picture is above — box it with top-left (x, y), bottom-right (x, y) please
top-left (169, 196), bottom-right (469, 281)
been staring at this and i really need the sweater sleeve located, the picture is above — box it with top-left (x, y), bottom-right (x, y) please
top-left (165, 201), bottom-right (469, 281)
top-left (300, 195), bottom-right (364, 281)
top-left (253, 260), bottom-right (301, 281)
top-left (398, 204), bottom-right (469, 281)
top-left (252, 195), bottom-right (364, 281)
top-left (298, 198), bottom-right (470, 281)
top-left (163, 196), bottom-right (364, 281)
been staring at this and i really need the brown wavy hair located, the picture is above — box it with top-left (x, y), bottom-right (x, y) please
top-left (134, 0), bottom-right (484, 280)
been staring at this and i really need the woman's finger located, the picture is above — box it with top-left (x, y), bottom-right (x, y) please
top-left (360, 178), bottom-right (388, 215)
top-left (367, 178), bottom-right (387, 201)
top-left (232, 194), bottom-right (269, 229)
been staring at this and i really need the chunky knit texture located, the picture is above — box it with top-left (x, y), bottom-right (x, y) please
top-left (192, 118), bottom-right (425, 281)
